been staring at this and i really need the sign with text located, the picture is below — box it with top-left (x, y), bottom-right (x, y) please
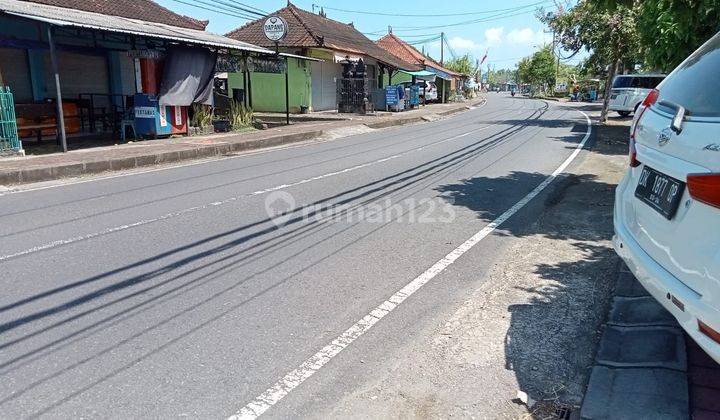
top-left (385, 86), bottom-right (399, 106)
top-left (216, 55), bottom-right (245, 73)
top-left (126, 50), bottom-right (165, 60)
top-left (248, 57), bottom-right (286, 74)
top-left (263, 16), bottom-right (288, 42)
top-left (134, 106), bottom-right (155, 119)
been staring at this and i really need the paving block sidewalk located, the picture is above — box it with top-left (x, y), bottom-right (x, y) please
top-left (580, 265), bottom-right (690, 419)
top-left (0, 99), bottom-right (483, 186)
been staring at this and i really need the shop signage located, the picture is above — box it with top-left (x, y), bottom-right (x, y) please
top-left (158, 106), bottom-right (168, 127)
top-left (216, 55), bottom-right (245, 73)
top-left (248, 57), bottom-right (286, 74)
top-left (263, 16), bottom-right (288, 42)
top-left (126, 50), bottom-right (165, 60)
top-left (385, 86), bottom-right (399, 106)
top-left (134, 106), bottom-right (156, 119)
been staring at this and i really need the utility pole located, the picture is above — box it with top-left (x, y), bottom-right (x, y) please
top-left (440, 32), bottom-right (444, 66)
top-left (47, 25), bottom-right (67, 153)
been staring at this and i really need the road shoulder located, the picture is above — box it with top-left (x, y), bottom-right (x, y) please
top-left (316, 113), bottom-right (629, 419)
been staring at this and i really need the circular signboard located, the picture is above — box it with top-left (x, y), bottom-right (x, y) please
top-left (263, 16), bottom-right (288, 42)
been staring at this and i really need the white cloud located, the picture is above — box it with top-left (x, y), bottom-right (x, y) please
top-left (484, 27), bottom-right (504, 46)
top-left (507, 28), bottom-right (536, 45)
top-left (506, 28), bottom-right (553, 46)
top-left (448, 36), bottom-right (478, 50)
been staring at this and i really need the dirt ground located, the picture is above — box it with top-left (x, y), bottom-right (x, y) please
top-left (317, 121), bottom-right (632, 419)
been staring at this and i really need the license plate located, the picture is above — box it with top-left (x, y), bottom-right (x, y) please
top-left (635, 166), bottom-right (685, 219)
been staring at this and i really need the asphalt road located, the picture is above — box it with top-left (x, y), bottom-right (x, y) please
top-left (0, 95), bottom-right (592, 419)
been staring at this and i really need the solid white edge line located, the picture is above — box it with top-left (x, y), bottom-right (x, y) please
top-left (0, 100), bottom-right (488, 196)
top-left (227, 110), bottom-right (592, 420)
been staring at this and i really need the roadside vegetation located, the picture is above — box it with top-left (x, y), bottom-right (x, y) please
top-left (510, 0), bottom-right (720, 121)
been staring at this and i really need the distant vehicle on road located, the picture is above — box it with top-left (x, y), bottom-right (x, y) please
top-left (609, 74), bottom-right (665, 117)
top-left (614, 33), bottom-right (720, 363)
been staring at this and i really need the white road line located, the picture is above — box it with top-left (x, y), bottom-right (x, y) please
top-left (227, 111), bottom-right (593, 420)
top-left (0, 119), bottom-right (495, 262)
top-left (0, 100), bottom-right (488, 196)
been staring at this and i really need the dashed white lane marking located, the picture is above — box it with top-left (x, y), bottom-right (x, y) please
top-left (0, 115), bottom-right (498, 262)
top-left (227, 111), bottom-right (592, 420)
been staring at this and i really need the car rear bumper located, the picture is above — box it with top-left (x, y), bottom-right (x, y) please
top-left (614, 219), bottom-right (720, 364)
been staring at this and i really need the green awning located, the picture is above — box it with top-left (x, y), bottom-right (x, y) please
top-left (399, 70), bottom-right (437, 81)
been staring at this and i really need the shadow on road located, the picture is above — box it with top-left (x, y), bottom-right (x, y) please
top-left (0, 100), bottom-right (562, 415)
top-left (435, 155), bottom-right (624, 414)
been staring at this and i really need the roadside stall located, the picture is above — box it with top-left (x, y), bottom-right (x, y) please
top-left (0, 0), bottom-right (274, 152)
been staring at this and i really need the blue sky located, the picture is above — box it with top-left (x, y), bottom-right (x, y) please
top-left (154, 0), bottom-right (583, 70)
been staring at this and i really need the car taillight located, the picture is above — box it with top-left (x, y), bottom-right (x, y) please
top-left (628, 89), bottom-right (660, 167)
top-left (687, 174), bottom-right (720, 209)
top-left (642, 89), bottom-right (660, 107)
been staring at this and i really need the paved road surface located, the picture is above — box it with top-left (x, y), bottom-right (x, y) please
top-left (0, 95), bottom-right (591, 418)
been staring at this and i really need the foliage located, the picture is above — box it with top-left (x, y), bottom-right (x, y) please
top-left (634, 0), bottom-right (720, 71)
top-left (190, 104), bottom-right (213, 128)
top-left (487, 68), bottom-right (516, 85)
top-left (229, 101), bottom-right (254, 130)
top-left (515, 45), bottom-right (557, 90)
top-left (444, 54), bottom-right (475, 75)
top-left (542, 1), bottom-right (640, 120)
top-left (542, 1), bottom-right (640, 70)
top-left (582, 0), bottom-right (720, 71)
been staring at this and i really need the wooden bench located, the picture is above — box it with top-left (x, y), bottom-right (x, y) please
top-left (15, 102), bottom-right (80, 142)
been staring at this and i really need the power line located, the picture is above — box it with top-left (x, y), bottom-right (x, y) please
top-left (406, 35), bottom-right (442, 45)
top-left (312, 0), bottom-right (552, 18)
top-left (210, 0), bottom-right (266, 17)
top-left (363, 32), bottom-right (441, 38)
top-left (166, 0), bottom-right (257, 20)
top-left (219, 0), bottom-right (268, 15)
top-left (362, 8), bottom-right (540, 33)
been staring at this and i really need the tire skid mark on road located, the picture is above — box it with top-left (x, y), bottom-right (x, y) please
top-left (228, 110), bottom-right (593, 420)
top-left (0, 103), bottom-right (556, 263)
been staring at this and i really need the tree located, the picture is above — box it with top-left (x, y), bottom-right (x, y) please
top-left (635, 0), bottom-right (720, 71)
top-left (516, 45), bottom-right (557, 92)
top-left (588, 0), bottom-right (720, 71)
top-left (516, 56), bottom-right (532, 85)
top-left (489, 68), bottom-right (516, 84)
top-left (444, 54), bottom-right (475, 75)
top-left (542, 1), bottom-right (640, 121)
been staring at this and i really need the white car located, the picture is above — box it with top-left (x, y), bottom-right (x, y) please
top-left (401, 80), bottom-right (438, 103)
top-left (614, 33), bottom-right (720, 363)
top-left (609, 74), bottom-right (665, 117)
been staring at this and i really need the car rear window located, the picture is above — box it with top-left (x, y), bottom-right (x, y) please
top-left (657, 33), bottom-right (720, 117)
top-left (612, 76), bottom-right (664, 89)
top-left (612, 76), bottom-right (633, 88)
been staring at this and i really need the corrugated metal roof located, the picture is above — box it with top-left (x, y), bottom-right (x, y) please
top-left (0, 0), bottom-right (273, 54)
top-left (18, 0), bottom-right (207, 30)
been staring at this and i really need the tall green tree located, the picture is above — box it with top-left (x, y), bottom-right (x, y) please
top-left (542, 1), bottom-right (640, 121)
top-left (516, 45), bottom-right (557, 91)
top-left (444, 54), bottom-right (475, 75)
top-left (635, 0), bottom-right (720, 71)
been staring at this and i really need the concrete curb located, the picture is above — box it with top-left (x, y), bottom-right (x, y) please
top-left (0, 98), bottom-right (486, 186)
top-left (365, 116), bottom-right (424, 129)
top-left (0, 130), bottom-right (323, 185)
top-left (579, 264), bottom-right (689, 419)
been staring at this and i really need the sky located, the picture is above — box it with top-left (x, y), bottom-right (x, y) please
top-left (154, 0), bottom-right (584, 70)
